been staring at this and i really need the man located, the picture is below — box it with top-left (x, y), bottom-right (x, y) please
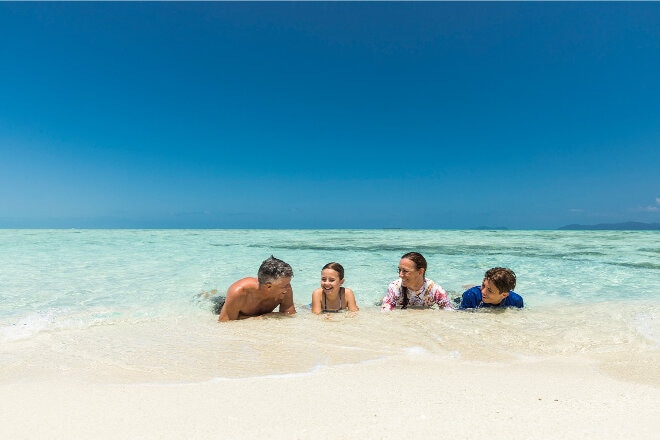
top-left (218, 256), bottom-right (296, 322)
top-left (459, 267), bottom-right (523, 309)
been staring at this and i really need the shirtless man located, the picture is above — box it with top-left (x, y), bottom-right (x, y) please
top-left (218, 256), bottom-right (296, 322)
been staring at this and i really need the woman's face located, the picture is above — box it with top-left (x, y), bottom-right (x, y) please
top-left (398, 258), bottom-right (424, 288)
top-left (321, 268), bottom-right (344, 294)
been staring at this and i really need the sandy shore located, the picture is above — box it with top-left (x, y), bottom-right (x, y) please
top-left (2, 354), bottom-right (658, 440)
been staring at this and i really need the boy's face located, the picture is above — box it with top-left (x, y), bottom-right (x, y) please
top-left (480, 278), bottom-right (509, 305)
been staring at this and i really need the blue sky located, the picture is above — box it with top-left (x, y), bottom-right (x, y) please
top-left (1, 2), bottom-right (659, 229)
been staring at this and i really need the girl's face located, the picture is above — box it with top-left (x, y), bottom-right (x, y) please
top-left (321, 268), bottom-right (344, 294)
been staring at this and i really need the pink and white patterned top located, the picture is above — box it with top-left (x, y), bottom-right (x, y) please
top-left (381, 278), bottom-right (453, 311)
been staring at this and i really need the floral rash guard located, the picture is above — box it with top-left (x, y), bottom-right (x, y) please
top-left (381, 278), bottom-right (453, 311)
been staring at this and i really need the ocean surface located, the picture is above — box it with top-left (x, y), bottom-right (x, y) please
top-left (1, 229), bottom-right (658, 385)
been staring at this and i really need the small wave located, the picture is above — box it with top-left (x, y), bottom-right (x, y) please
top-left (245, 242), bottom-right (528, 256)
top-left (633, 311), bottom-right (658, 348)
top-left (606, 261), bottom-right (660, 270)
top-left (210, 367), bottom-right (325, 382)
top-left (0, 309), bottom-right (137, 343)
top-left (1, 312), bottom-right (55, 342)
top-left (404, 346), bottom-right (430, 356)
top-left (447, 350), bottom-right (461, 359)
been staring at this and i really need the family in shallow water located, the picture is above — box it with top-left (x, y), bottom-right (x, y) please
top-left (217, 253), bottom-right (523, 322)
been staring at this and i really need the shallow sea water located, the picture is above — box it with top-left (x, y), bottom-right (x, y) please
top-left (0, 229), bottom-right (658, 384)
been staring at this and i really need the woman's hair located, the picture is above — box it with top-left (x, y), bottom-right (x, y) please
top-left (322, 262), bottom-right (344, 280)
top-left (401, 252), bottom-right (427, 273)
top-left (484, 267), bottom-right (516, 293)
top-left (400, 252), bottom-right (427, 309)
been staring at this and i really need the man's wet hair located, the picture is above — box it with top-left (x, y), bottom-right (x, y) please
top-left (258, 255), bottom-right (294, 285)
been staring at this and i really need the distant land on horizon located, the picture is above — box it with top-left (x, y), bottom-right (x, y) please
top-left (558, 222), bottom-right (660, 231)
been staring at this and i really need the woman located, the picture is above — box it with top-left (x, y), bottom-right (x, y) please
top-left (381, 252), bottom-right (452, 311)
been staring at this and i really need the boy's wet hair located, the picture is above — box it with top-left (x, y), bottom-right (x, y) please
top-left (484, 267), bottom-right (516, 293)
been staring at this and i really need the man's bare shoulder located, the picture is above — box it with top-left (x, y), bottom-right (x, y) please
top-left (227, 277), bottom-right (259, 296)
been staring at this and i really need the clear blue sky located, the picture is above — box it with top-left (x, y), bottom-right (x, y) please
top-left (1, 2), bottom-right (659, 229)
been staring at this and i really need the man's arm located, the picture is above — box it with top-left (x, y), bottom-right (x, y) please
top-left (278, 287), bottom-right (296, 315)
top-left (218, 286), bottom-right (246, 322)
top-left (218, 296), bottom-right (239, 321)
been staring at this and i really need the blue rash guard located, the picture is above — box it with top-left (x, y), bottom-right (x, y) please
top-left (459, 286), bottom-right (524, 309)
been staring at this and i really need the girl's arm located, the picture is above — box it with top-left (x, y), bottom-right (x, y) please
top-left (311, 288), bottom-right (323, 314)
top-left (344, 288), bottom-right (359, 312)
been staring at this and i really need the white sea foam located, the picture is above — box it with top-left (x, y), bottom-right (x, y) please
top-left (1, 312), bottom-right (55, 342)
top-left (632, 311), bottom-right (659, 348)
top-left (404, 346), bottom-right (430, 356)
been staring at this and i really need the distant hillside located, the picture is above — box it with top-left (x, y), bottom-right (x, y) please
top-left (558, 222), bottom-right (660, 231)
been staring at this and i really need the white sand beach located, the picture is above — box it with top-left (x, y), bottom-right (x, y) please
top-left (2, 353), bottom-right (658, 440)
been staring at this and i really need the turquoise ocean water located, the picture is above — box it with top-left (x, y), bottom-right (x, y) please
top-left (1, 229), bottom-right (658, 384)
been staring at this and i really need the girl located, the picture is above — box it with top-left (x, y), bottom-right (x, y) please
top-left (311, 262), bottom-right (359, 314)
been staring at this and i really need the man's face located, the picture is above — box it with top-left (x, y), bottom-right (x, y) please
top-left (398, 258), bottom-right (424, 289)
top-left (268, 277), bottom-right (292, 299)
top-left (480, 278), bottom-right (509, 305)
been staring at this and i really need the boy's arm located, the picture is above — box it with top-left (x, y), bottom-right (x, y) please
top-left (459, 287), bottom-right (478, 310)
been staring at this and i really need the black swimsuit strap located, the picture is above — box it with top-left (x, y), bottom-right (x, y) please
top-left (322, 287), bottom-right (344, 312)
